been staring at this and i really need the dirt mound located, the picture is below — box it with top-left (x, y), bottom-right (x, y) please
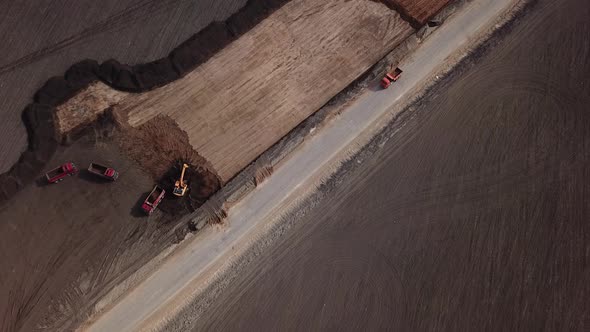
top-left (116, 115), bottom-right (217, 179)
top-left (157, 162), bottom-right (221, 216)
top-left (116, 115), bottom-right (221, 214)
top-left (0, 59), bottom-right (100, 206)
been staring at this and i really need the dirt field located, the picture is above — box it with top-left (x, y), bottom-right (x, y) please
top-left (55, 0), bottom-right (413, 183)
top-left (0, 133), bottom-right (189, 331)
top-left (0, 1), bottom-right (254, 330)
top-left (381, 0), bottom-right (451, 26)
top-left (192, 0), bottom-right (590, 330)
top-left (0, 0), bottom-right (414, 330)
top-left (0, 0), bottom-right (249, 173)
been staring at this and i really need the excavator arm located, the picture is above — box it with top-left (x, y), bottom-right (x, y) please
top-left (179, 163), bottom-right (188, 186)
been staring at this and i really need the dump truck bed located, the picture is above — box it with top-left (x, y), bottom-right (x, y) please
top-left (46, 167), bottom-right (65, 178)
top-left (88, 163), bottom-right (108, 173)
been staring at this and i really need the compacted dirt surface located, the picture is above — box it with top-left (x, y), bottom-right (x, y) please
top-left (0, 0), bottom-right (249, 173)
top-left (0, 133), bottom-right (188, 331)
top-left (0, 0), bottom-right (413, 330)
top-left (194, 0), bottom-right (590, 330)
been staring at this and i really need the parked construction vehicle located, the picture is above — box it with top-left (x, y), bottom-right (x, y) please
top-left (46, 162), bottom-right (78, 183)
top-left (381, 67), bottom-right (403, 89)
top-left (173, 163), bottom-right (189, 197)
top-left (142, 185), bottom-right (165, 215)
top-left (87, 163), bottom-right (119, 181)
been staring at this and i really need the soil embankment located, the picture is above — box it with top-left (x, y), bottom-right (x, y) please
top-left (0, 1), bottom-right (292, 330)
top-left (0, 0), bottom-right (292, 207)
top-left (193, 0), bottom-right (590, 330)
top-left (61, 0), bottom-right (413, 183)
top-left (0, 0), bottom-right (251, 173)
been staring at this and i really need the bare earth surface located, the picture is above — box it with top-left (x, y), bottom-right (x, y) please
top-left (57, 0), bottom-right (413, 182)
top-left (0, 0), bottom-right (248, 173)
top-left (0, 135), bottom-right (184, 331)
top-left (0, 2), bottom-right (251, 330)
top-left (0, 1), bottom-right (411, 331)
top-left (195, 0), bottom-right (590, 330)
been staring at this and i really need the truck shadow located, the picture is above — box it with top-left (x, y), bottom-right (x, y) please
top-left (130, 191), bottom-right (150, 218)
top-left (35, 176), bottom-right (51, 188)
top-left (367, 80), bottom-right (385, 92)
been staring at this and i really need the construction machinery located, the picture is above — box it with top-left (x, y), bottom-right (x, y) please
top-left (87, 163), bottom-right (119, 181)
top-left (380, 67), bottom-right (403, 89)
top-left (173, 163), bottom-right (189, 196)
top-left (142, 185), bottom-right (165, 215)
top-left (46, 162), bottom-right (78, 183)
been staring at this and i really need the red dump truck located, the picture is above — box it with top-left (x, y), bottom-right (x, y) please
top-left (141, 185), bottom-right (165, 215)
top-left (46, 162), bottom-right (78, 183)
top-left (381, 67), bottom-right (403, 89)
top-left (88, 163), bottom-right (119, 181)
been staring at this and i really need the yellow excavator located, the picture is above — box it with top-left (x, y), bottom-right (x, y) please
top-left (173, 163), bottom-right (189, 196)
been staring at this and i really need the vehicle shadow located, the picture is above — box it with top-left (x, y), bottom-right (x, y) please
top-left (35, 176), bottom-right (50, 187)
top-left (367, 80), bottom-right (385, 92)
top-left (130, 192), bottom-right (150, 218)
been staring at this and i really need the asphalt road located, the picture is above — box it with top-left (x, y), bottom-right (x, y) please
top-left (85, 0), bottom-right (518, 330)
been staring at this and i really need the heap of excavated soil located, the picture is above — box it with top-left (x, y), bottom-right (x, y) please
top-left (115, 115), bottom-right (221, 214)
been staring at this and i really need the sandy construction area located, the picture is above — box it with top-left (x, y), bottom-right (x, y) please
top-left (382, 0), bottom-right (451, 26)
top-left (56, 0), bottom-right (413, 182)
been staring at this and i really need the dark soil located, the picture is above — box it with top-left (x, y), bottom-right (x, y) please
top-left (158, 161), bottom-right (222, 216)
top-left (0, 137), bottom-right (179, 332)
top-left (0, 0), bottom-right (292, 199)
top-left (0, 0), bottom-right (252, 173)
top-left (379, 0), bottom-right (451, 28)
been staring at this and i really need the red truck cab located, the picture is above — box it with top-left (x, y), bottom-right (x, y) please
top-left (381, 67), bottom-right (403, 89)
top-left (46, 162), bottom-right (78, 183)
top-left (142, 185), bottom-right (165, 215)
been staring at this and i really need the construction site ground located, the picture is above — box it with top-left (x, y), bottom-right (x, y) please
top-left (186, 0), bottom-right (590, 330)
top-left (0, 0), bottom-right (420, 330)
top-left (0, 133), bottom-right (187, 331)
top-left (0, 0), bottom-right (250, 174)
top-left (56, 0), bottom-right (413, 182)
